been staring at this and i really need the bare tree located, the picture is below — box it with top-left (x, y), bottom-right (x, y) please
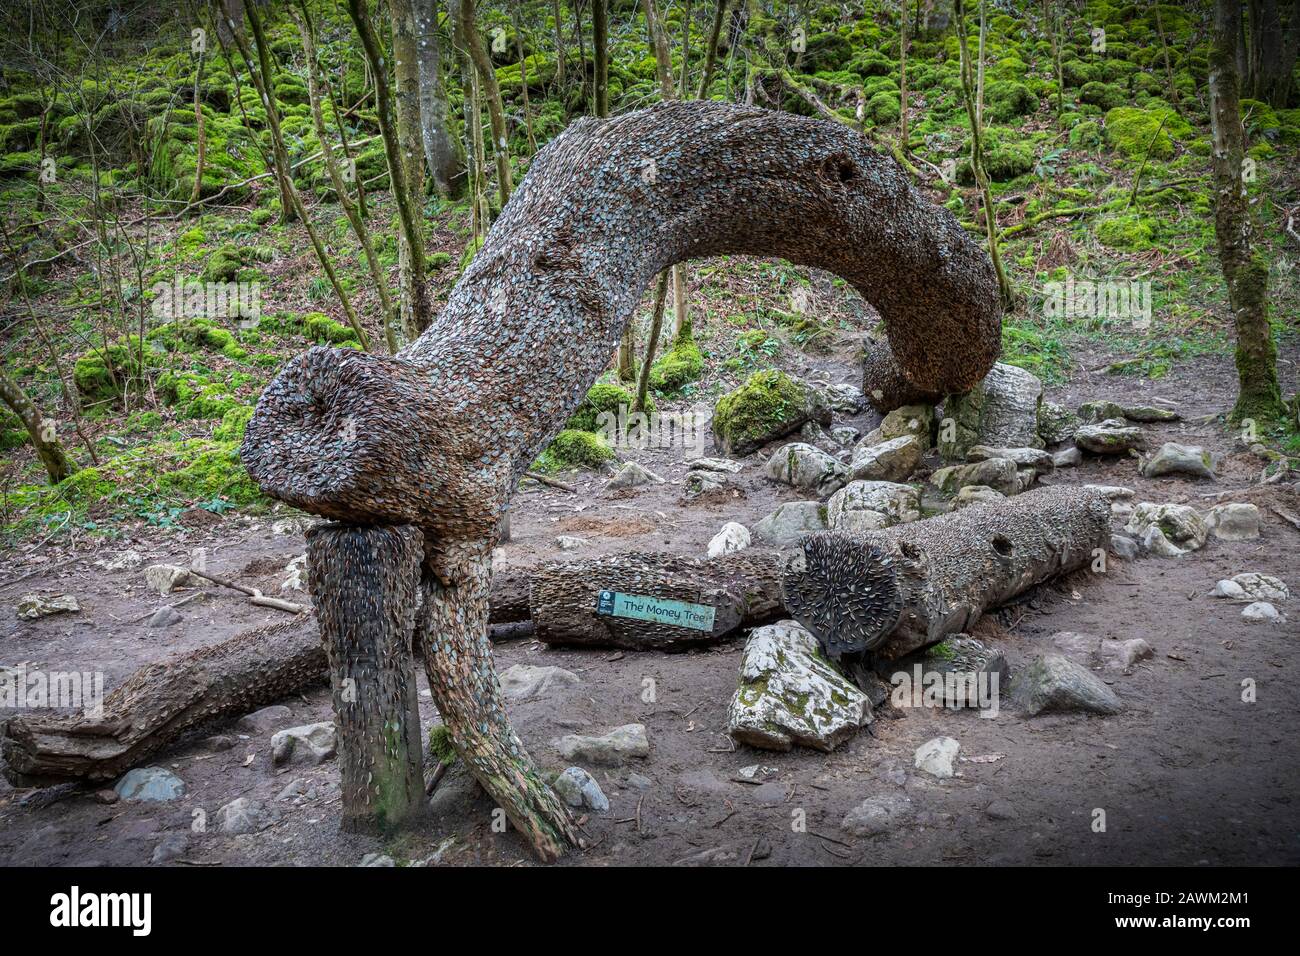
top-left (416, 1), bottom-right (467, 197)
top-left (459, 0), bottom-right (513, 206)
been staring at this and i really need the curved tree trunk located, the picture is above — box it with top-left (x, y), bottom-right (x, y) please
top-left (241, 101), bottom-right (998, 860)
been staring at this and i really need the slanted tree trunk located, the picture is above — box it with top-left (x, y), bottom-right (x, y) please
top-left (1210, 0), bottom-right (1286, 424)
top-left (348, 0), bottom-right (429, 335)
top-left (782, 486), bottom-right (1111, 663)
top-left (297, 1), bottom-right (399, 352)
top-left (308, 524), bottom-right (425, 832)
top-left (552, 0), bottom-right (567, 88)
top-left (241, 102), bottom-right (999, 858)
top-left (531, 550), bottom-right (784, 650)
top-left (696, 0), bottom-right (731, 98)
top-left (513, 5), bottom-right (538, 154)
top-left (416, 0), bottom-right (468, 197)
top-left (633, 269), bottom-right (671, 413)
top-left (0, 367), bottom-right (74, 485)
top-left (189, 42), bottom-right (206, 203)
top-left (459, 0), bottom-right (513, 206)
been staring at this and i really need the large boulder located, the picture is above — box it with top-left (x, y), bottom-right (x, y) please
top-left (1204, 503), bottom-right (1260, 540)
top-left (1140, 442), bottom-right (1215, 480)
top-left (554, 724), bottom-right (650, 765)
top-left (967, 444), bottom-right (1054, 475)
top-left (764, 442), bottom-right (849, 496)
top-left (712, 370), bottom-right (829, 456)
top-left (1212, 573), bottom-right (1289, 602)
top-left (1038, 401), bottom-right (1081, 445)
top-left (727, 620), bottom-right (870, 752)
top-left (929, 457), bottom-right (1019, 496)
top-left (270, 722), bottom-right (338, 766)
top-left (826, 480), bottom-right (921, 532)
top-left (752, 500), bottom-right (827, 546)
top-left (858, 404), bottom-right (934, 450)
top-left (848, 434), bottom-right (924, 482)
top-left (938, 362), bottom-right (1043, 460)
top-left (1074, 419), bottom-right (1144, 454)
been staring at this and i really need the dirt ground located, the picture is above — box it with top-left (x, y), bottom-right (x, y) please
top-left (2, 340), bottom-right (1299, 867)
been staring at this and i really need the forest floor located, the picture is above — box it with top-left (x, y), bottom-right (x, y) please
top-left (2, 319), bottom-right (1298, 867)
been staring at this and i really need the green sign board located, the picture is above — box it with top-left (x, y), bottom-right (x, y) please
top-left (595, 591), bottom-right (717, 631)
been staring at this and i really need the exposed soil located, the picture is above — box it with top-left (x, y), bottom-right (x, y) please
top-left (2, 338), bottom-right (1299, 868)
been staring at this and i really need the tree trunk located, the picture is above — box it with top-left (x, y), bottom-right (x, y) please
top-left (531, 549), bottom-right (785, 650)
top-left (308, 524), bottom-right (425, 832)
top-left (417, 0), bottom-right (468, 197)
top-left (593, 0), bottom-right (610, 118)
top-left (696, 0), bottom-right (731, 98)
top-left (899, 1), bottom-right (910, 148)
top-left (782, 486), bottom-right (1111, 663)
top-left (0, 367), bottom-right (74, 485)
top-left (513, 5), bottom-right (538, 154)
top-left (459, 0), bottom-right (513, 206)
top-left (297, 2), bottom-right (399, 352)
top-left (1247, 0), bottom-right (1300, 107)
top-left (552, 0), bottom-right (567, 87)
top-left (415, 541), bottom-right (578, 862)
top-left (189, 45), bottom-right (207, 203)
top-left (390, 0), bottom-right (430, 339)
top-left (0, 613), bottom-right (324, 786)
top-left (633, 269), bottom-right (671, 412)
top-left (1210, 0), bottom-right (1286, 424)
top-left (348, 0), bottom-right (429, 335)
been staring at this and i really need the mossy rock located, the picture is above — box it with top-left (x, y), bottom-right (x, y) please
top-left (956, 132), bottom-right (1035, 184)
top-left (541, 429), bottom-right (616, 470)
top-left (213, 405), bottom-right (254, 443)
top-left (303, 312), bottom-right (361, 346)
top-left (566, 382), bottom-right (652, 432)
top-left (712, 369), bottom-right (825, 456)
top-left (1079, 81), bottom-right (1127, 111)
top-left (649, 328), bottom-right (705, 394)
top-left (1103, 105), bottom-right (1188, 158)
top-left (1068, 120), bottom-right (1103, 150)
top-left (985, 80), bottom-right (1038, 122)
top-left (201, 244), bottom-right (245, 282)
top-left (864, 91), bottom-right (900, 125)
top-left (73, 337), bottom-right (150, 402)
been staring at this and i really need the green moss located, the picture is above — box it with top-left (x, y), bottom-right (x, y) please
top-left (957, 128), bottom-right (1035, 184)
top-left (1068, 119), bottom-right (1103, 150)
top-left (202, 244), bottom-right (244, 282)
top-left (1097, 213), bottom-right (1157, 250)
top-left (303, 312), bottom-right (361, 346)
top-left (157, 441), bottom-right (261, 504)
top-left (213, 405), bottom-right (254, 443)
top-left (73, 337), bottom-right (149, 402)
top-left (542, 429), bottom-right (616, 470)
top-left (1103, 105), bottom-right (1188, 158)
top-left (427, 724), bottom-right (458, 765)
top-left (566, 382), bottom-right (651, 431)
top-left (649, 326), bottom-right (704, 393)
top-left (985, 80), bottom-right (1037, 122)
top-left (712, 369), bottom-right (812, 455)
top-left (157, 370), bottom-right (239, 420)
top-left (1079, 81), bottom-right (1127, 111)
top-left (864, 90), bottom-right (900, 125)
top-left (427, 251), bottom-right (452, 269)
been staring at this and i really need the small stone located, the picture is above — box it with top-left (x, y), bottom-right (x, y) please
top-left (148, 606), bottom-right (183, 628)
top-left (270, 722), bottom-right (337, 766)
top-left (271, 516), bottom-right (313, 535)
top-left (115, 767), bottom-right (186, 803)
top-left (707, 521), bottom-right (752, 558)
top-left (359, 853), bottom-right (396, 867)
top-left (684, 469), bottom-right (731, 497)
top-left (215, 797), bottom-right (277, 834)
top-left (1038, 401), bottom-right (1082, 445)
top-left (554, 724), bottom-right (650, 765)
top-left (951, 484), bottom-right (1007, 510)
top-left (1052, 446), bottom-right (1083, 468)
top-left (685, 457), bottom-right (743, 474)
top-left (1077, 400), bottom-right (1126, 424)
top-left (235, 705), bottom-right (293, 735)
top-left (1085, 484), bottom-right (1135, 500)
top-left (626, 772), bottom-right (653, 791)
top-left (1013, 654), bottom-right (1123, 716)
top-left (1126, 502), bottom-right (1208, 557)
top-left (985, 799), bottom-right (1018, 821)
top-left (553, 767), bottom-right (610, 812)
top-left (1122, 404), bottom-right (1180, 423)
top-left (555, 535), bottom-right (588, 551)
top-left (752, 501), bottom-right (827, 547)
top-left (607, 461), bottom-right (665, 489)
top-left (823, 382), bottom-right (868, 414)
top-left (967, 444), bottom-right (1055, 474)
top-left (1141, 442), bottom-right (1215, 480)
top-left (914, 737), bottom-right (960, 779)
top-left (499, 664), bottom-right (580, 700)
top-left (1109, 535), bottom-right (1140, 561)
top-left (96, 550), bottom-right (144, 572)
top-left (151, 833), bottom-right (190, 865)
top-left (93, 789), bottom-right (119, 805)
top-left (16, 593), bottom-right (80, 620)
top-left (1204, 503), bottom-right (1260, 541)
top-left (830, 425), bottom-right (861, 447)
top-left (1074, 419), bottom-right (1144, 454)
top-left (1242, 602), bottom-right (1285, 624)
top-left (143, 564), bottom-right (193, 595)
top-left (1214, 573), bottom-right (1289, 602)
top-left (282, 554), bottom-right (308, 592)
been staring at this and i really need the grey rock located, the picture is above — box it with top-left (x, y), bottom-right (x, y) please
top-left (499, 664), bottom-right (580, 700)
top-left (1052, 446), bottom-right (1083, 468)
top-left (1038, 401), bottom-right (1082, 445)
top-left (914, 737), bottom-right (960, 779)
top-left (270, 721), bottom-right (337, 767)
top-left (951, 484), bottom-right (1007, 510)
top-left (728, 620), bottom-right (870, 752)
top-left (985, 799), bottom-right (1019, 821)
top-left (930, 458), bottom-right (1018, 496)
top-left (1126, 503), bottom-right (1208, 557)
top-left (1013, 654), bottom-right (1123, 716)
top-left (553, 767), bottom-right (610, 812)
top-left (826, 480), bottom-right (920, 532)
top-left (215, 797), bottom-right (278, 834)
top-left (1205, 503), bottom-right (1260, 541)
top-left (848, 434), bottom-right (924, 482)
top-left (115, 767), bottom-right (186, 803)
top-left (1109, 534), bottom-right (1140, 561)
top-left (555, 535), bottom-right (588, 551)
top-left (607, 461), bottom-right (666, 489)
top-left (830, 425), bottom-right (861, 447)
top-left (968, 444), bottom-right (1055, 474)
top-left (151, 833), bottom-right (190, 864)
top-left (706, 521), bottom-right (751, 558)
top-left (887, 636), bottom-right (1008, 709)
top-left (554, 724), bottom-right (650, 765)
top-left (143, 564), bottom-right (193, 595)
top-left (236, 705), bottom-right (293, 735)
top-left (1242, 601), bottom-right (1285, 624)
top-left (752, 501), bottom-right (827, 547)
top-left (862, 403), bottom-right (935, 451)
top-left (1141, 442), bottom-right (1215, 480)
top-left (1121, 404), bottom-right (1180, 423)
top-left (764, 442), bottom-right (849, 496)
top-left (823, 382), bottom-right (869, 414)
top-left (1213, 573), bottom-right (1289, 602)
top-left (359, 853), bottom-right (396, 867)
top-left (1074, 419), bottom-right (1144, 454)
top-left (96, 550), bottom-right (145, 572)
top-left (685, 457), bottom-right (744, 474)
top-left (939, 362), bottom-right (1043, 459)
top-left (1077, 400), bottom-right (1126, 423)
top-left (148, 606), bottom-right (183, 628)
top-left (684, 469), bottom-right (732, 497)
top-left (16, 593), bottom-right (80, 620)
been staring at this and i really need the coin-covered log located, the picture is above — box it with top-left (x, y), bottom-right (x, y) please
top-left (530, 550), bottom-right (785, 650)
top-left (307, 523), bottom-right (426, 833)
top-left (0, 613), bottom-right (323, 786)
top-left (239, 100), bottom-right (1000, 861)
top-left (782, 486), bottom-right (1112, 662)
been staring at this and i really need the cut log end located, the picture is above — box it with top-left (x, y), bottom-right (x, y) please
top-left (782, 535), bottom-right (905, 657)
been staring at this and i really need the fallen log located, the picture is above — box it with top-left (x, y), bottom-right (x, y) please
top-left (782, 486), bottom-right (1112, 662)
top-left (0, 613), bottom-right (322, 786)
top-left (531, 550), bottom-right (784, 650)
top-left (0, 550), bottom-right (779, 785)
